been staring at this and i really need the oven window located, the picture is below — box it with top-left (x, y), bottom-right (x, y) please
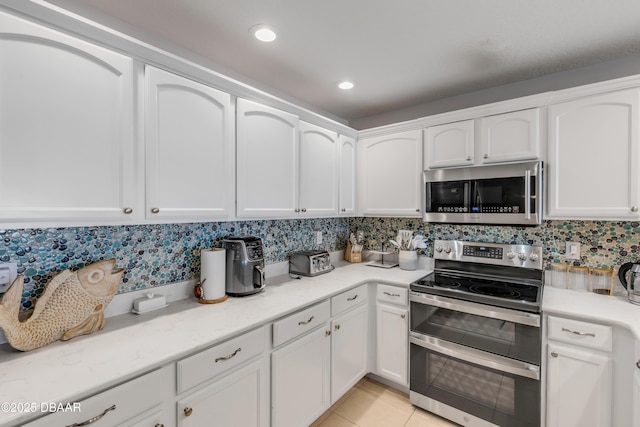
top-left (410, 302), bottom-right (541, 365)
top-left (411, 344), bottom-right (540, 427)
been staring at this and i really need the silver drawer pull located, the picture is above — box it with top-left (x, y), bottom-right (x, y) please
top-left (383, 291), bottom-right (400, 297)
top-left (561, 327), bottom-right (595, 338)
top-left (550, 352), bottom-right (558, 358)
top-left (636, 360), bottom-right (640, 369)
top-left (347, 295), bottom-right (358, 301)
top-left (215, 347), bottom-right (241, 362)
top-left (67, 404), bottom-right (116, 426)
top-left (298, 316), bottom-right (315, 326)
top-left (400, 314), bottom-right (406, 319)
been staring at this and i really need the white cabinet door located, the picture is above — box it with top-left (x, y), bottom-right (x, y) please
top-left (331, 303), bottom-right (368, 402)
top-left (236, 99), bottom-right (298, 218)
top-left (145, 66), bottom-right (233, 221)
top-left (0, 11), bottom-right (137, 224)
top-left (547, 89), bottom-right (640, 220)
top-left (479, 108), bottom-right (540, 164)
top-left (376, 303), bottom-right (408, 386)
top-left (271, 326), bottom-right (331, 427)
top-left (339, 135), bottom-right (357, 215)
top-left (424, 120), bottom-right (474, 168)
top-left (358, 129), bottom-right (422, 217)
top-left (546, 342), bottom-right (612, 427)
top-left (299, 121), bottom-right (338, 217)
top-left (634, 368), bottom-right (640, 427)
top-left (177, 357), bottom-right (269, 427)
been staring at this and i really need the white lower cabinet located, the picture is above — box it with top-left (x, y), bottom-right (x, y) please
top-left (331, 303), bottom-right (369, 401)
top-left (375, 284), bottom-right (409, 387)
top-left (177, 357), bottom-right (269, 427)
top-left (271, 325), bottom-right (331, 427)
top-left (634, 340), bottom-right (640, 427)
top-left (22, 366), bottom-right (173, 427)
top-left (546, 316), bottom-right (613, 427)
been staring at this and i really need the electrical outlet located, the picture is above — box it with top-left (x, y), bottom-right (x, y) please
top-left (0, 262), bottom-right (18, 293)
top-left (566, 242), bottom-right (581, 260)
top-left (316, 231), bottom-right (323, 245)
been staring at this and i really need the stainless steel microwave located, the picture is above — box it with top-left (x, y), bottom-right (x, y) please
top-left (424, 161), bottom-right (543, 225)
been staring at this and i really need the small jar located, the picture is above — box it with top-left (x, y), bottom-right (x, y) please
top-left (398, 250), bottom-right (418, 271)
top-left (549, 263), bottom-right (568, 289)
top-left (591, 268), bottom-right (614, 295)
top-left (568, 266), bottom-right (590, 292)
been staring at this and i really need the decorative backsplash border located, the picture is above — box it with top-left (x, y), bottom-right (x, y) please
top-left (348, 218), bottom-right (640, 271)
top-left (0, 218), bottom-right (349, 310)
top-left (2, 216), bottom-right (639, 312)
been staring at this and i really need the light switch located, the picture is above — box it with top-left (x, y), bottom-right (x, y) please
top-left (565, 242), bottom-right (581, 260)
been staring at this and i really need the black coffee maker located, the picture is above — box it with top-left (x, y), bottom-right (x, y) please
top-left (221, 236), bottom-right (266, 296)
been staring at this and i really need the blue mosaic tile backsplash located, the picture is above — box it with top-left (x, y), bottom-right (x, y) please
top-left (0, 218), bottom-right (348, 310)
top-left (349, 218), bottom-right (640, 270)
top-left (2, 216), bottom-right (639, 311)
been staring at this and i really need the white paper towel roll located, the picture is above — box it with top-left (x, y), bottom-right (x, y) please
top-left (200, 248), bottom-right (226, 301)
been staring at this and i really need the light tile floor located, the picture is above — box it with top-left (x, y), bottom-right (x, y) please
top-left (311, 378), bottom-right (459, 427)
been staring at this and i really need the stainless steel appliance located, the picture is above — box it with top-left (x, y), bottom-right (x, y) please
top-left (222, 236), bottom-right (266, 296)
top-left (618, 262), bottom-right (640, 305)
top-left (410, 240), bottom-right (544, 427)
top-left (289, 250), bottom-right (334, 277)
top-left (424, 161), bottom-right (543, 225)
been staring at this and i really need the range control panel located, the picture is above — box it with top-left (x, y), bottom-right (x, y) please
top-left (433, 239), bottom-right (543, 270)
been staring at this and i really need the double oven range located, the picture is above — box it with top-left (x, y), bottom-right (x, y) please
top-left (410, 240), bottom-right (543, 427)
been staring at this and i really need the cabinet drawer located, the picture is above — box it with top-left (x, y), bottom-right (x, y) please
top-left (273, 300), bottom-right (330, 347)
top-left (547, 316), bottom-right (612, 351)
top-left (376, 284), bottom-right (408, 307)
top-left (177, 326), bottom-right (265, 393)
top-left (23, 366), bottom-right (171, 427)
top-left (331, 284), bottom-right (368, 316)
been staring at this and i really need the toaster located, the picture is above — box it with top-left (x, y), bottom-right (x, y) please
top-left (289, 250), bottom-right (333, 277)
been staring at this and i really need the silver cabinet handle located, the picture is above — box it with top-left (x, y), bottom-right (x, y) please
top-left (67, 404), bottom-right (116, 426)
top-left (347, 294), bottom-right (358, 301)
top-left (301, 208), bottom-right (307, 212)
top-left (151, 207), bottom-right (160, 214)
top-left (295, 208), bottom-right (300, 213)
top-left (335, 324), bottom-right (341, 331)
top-left (483, 154), bottom-right (489, 159)
top-left (325, 330), bottom-right (331, 337)
top-left (632, 206), bottom-right (638, 212)
top-left (215, 347), bottom-right (241, 362)
top-left (341, 208), bottom-right (346, 212)
top-left (636, 360), bottom-right (640, 369)
top-left (184, 407), bottom-right (193, 417)
top-left (466, 156), bottom-right (472, 161)
top-left (416, 208), bottom-right (420, 212)
top-left (298, 316), bottom-right (314, 326)
top-left (561, 327), bottom-right (595, 337)
top-left (123, 207), bottom-right (133, 214)
top-left (550, 352), bottom-right (558, 358)
top-left (155, 424), bottom-right (165, 427)
top-left (400, 314), bottom-right (406, 319)
top-left (383, 291), bottom-right (400, 297)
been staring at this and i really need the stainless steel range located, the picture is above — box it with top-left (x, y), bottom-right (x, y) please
top-left (409, 240), bottom-right (543, 427)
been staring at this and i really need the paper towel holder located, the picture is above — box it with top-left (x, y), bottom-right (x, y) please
top-left (194, 278), bottom-right (229, 304)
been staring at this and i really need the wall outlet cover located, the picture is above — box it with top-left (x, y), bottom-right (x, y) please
top-left (565, 242), bottom-right (581, 260)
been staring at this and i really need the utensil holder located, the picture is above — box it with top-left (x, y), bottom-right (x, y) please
top-left (398, 250), bottom-right (418, 271)
top-left (344, 241), bottom-right (362, 263)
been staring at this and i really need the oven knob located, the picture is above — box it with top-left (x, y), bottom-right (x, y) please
top-left (529, 253), bottom-right (539, 262)
top-left (507, 252), bottom-right (516, 259)
top-left (443, 246), bottom-right (451, 254)
top-left (435, 246), bottom-right (443, 253)
top-left (518, 253), bottom-right (527, 261)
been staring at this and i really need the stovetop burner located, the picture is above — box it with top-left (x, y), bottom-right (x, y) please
top-left (468, 284), bottom-right (521, 299)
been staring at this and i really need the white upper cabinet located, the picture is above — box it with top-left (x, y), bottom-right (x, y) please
top-left (424, 119), bottom-right (474, 169)
top-left (358, 129), bottom-right (423, 217)
top-left (0, 11), bottom-right (137, 225)
top-left (424, 109), bottom-right (541, 169)
top-left (145, 66), bottom-right (233, 221)
top-left (339, 135), bottom-right (357, 215)
top-left (236, 99), bottom-right (299, 218)
top-left (299, 122), bottom-right (338, 217)
top-left (547, 88), bottom-right (640, 220)
top-left (479, 108), bottom-right (540, 164)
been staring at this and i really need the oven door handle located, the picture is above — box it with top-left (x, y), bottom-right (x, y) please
top-left (525, 168), bottom-right (532, 219)
top-left (410, 333), bottom-right (540, 380)
top-left (409, 291), bottom-right (540, 327)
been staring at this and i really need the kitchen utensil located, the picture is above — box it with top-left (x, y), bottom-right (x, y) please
top-left (618, 262), bottom-right (640, 305)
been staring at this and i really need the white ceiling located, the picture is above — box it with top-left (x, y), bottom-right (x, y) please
top-left (44, 0), bottom-right (640, 127)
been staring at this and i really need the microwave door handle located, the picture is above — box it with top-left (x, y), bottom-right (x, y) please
top-left (524, 169), bottom-right (531, 219)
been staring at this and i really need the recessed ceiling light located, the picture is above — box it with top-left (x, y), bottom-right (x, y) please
top-left (250, 25), bottom-right (277, 42)
top-left (337, 81), bottom-right (355, 90)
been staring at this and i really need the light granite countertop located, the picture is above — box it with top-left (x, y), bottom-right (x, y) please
top-left (0, 259), bottom-right (431, 427)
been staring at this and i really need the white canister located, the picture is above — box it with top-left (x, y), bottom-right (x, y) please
top-left (198, 248), bottom-right (228, 303)
top-left (398, 250), bottom-right (418, 271)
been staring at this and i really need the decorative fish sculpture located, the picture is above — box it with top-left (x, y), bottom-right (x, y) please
top-left (0, 259), bottom-right (124, 351)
